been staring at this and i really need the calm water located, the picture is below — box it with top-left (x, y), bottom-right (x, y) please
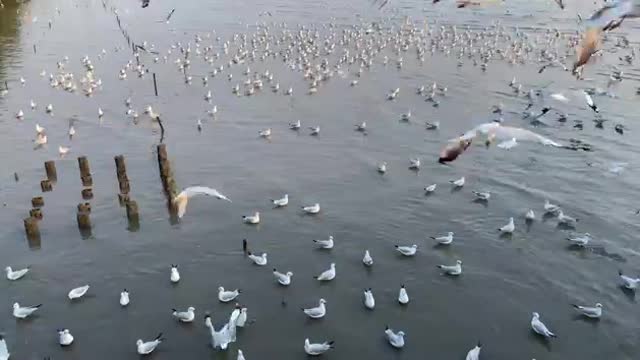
top-left (1, 0), bottom-right (640, 359)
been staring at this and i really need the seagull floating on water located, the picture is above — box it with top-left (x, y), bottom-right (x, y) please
top-left (409, 157), bottom-right (420, 170)
top-left (5, 266), bottom-right (29, 281)
top-left (303, 298), bottom-right (327, 318)
top-left (472, 191), bottom-right (490, 201)
top-left (385, 326), bottom-right (405, 349)
top-left (557, 211), bottom-right (578, 226)
top-left (302, 203), bottom-right (320, 214)
top-left (218, 287), bottom-right (241, 302)
top-left (499, 217), bottom-right (515, 234)
top-left (242, 212), bottom-right (260, 224)
top-left (465, 343), bottom-right (481, 360)
top-left (120, 289), bottom-right (130, 307)
top-left (395, 244), bottom-right (417, 256)
top-left (398, 285), bottom-right (409, 304)
top-left (313, 236), bottom-right (334, 249)
top-left (172, 307), bottom-right (195, 322)
top-left (567, 233), bottom-right (590, 247)
top-left (273, 269), bottom-right (293, 286)
top-left (272, 194), bottom-right (288, 207)
top-left (304, 338), bottom-right (334, 356)
top-left (531, 312), bottom-right (556, 338)
top-left (525, 209), bottom-right (536, 221)
top-left (619, 270), bottom-right (640, 290)
top-left (438, 260), bottom-right (462, 275)
top-left (363, 250), bottom-right (373, 267)
top-left (363, 288), bottom-right (375, 309)
top-left (170, 265), bottom-right (180, 283)
top-left (314, 263), bottom-right (336, 281)
top-left (377, 162), bottom-right (387, 174)
top-left (0, 334), bottom-right (9, 360)
top-left (289, 120), bottom-right (301, 130)
top-left (136, 333), bottom-right (164, 355)
top-left (68, 285), bottom-right (90, 300)
top-left (431, 232), bottom-right (454, 245)
top-left (13, 302), bottom-right (41, 319)
top-left (572, 303), bottom-right (602, 319)
top-left (424, 184), bottom-right (437, 194)
top-left (450, 177), bottom-right (465, 187)
top-left (247, 252), bottom-right (268, 266)
top-left (58, 329), bottom-right (74, 346)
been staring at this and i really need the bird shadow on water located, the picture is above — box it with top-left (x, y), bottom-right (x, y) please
top-left (527, 331), bottom-right (553, 352)
top-left (618, 286), bottom-right (636, 303)
top-left (449, 186), bottom-right (463, 194)
top-left (499, 232), bottom-right (513, 240)
top-left (571, 314), bottom-right (601, 328)
top-left (525, 219), bottom-right (534, 232)
top-left (472, 198), bottom-right (488, 208)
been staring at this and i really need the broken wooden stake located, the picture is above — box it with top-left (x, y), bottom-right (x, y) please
top-left (44, 160), bottom-right (57, 181)
top-left (82, 188), bottom-right (94, 200)
top-left (40, 179), bottom-right (52, 192)
top-left (23, 217), bottom-right (40, 239)
top-left (29, 208), bottom-right (43, 220)
top-left (31, 196), bottom-right (44, 208)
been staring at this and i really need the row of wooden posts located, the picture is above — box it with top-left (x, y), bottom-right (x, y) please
top-left (21, 145), bottom-right (177, 241)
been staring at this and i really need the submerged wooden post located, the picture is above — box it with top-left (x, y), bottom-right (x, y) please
top-left (157, 144), bottom-right (178, 221)
top-left (24, 217), bottom-right (40, 238)
top-left (40, 179), bottom-right (52, 192)
top-left (29, 208), bottom-right (43, 220)
top-left (78, 156), bottom-right (92, 186)
top-left (31, 196), bottom-right (44, 208)
top-left (82, 188), bottom-right (93, 200)
top-left (44, 161), bottom-right (57, 181)
top-left (126, 200), bottom-right (140, 231)
top-left (76, 202), bottom-right (92, 231)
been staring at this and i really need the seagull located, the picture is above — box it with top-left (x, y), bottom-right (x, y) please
top-left (236, 307), bottom-right (248, 327)
top-left (425, 121), bottom-right (440, 130)
top-left (448, 176), bottom-right (465, 188)
top-left (34, 133), bottom-right (47, 147)
top-left (247, 252), bottom-right (268, 266)
top-left (0, 334), bottom-right (9, 360)
top-left (170, 265), bottom-right (180, 283)
top-left (98, 108), bottom-right (104, 118)
top-left (46, 104), bottom-right (53, 113)
top-left (136, 333), bottom-right (164, 355)
top-left (172, 307), bottom-right (196, 322)
top-left (525, 209), bottom-right (536, 221)
top-left (497, 138), bottom-right (518, 149)
top-left (438, 260), bottom-right (462, 276)
top-left (237, 349), bottom-right (246, 360)
top-left (557, 211), bottom-right (578, 225)
top-left (173, 186), bottom-right (232, 218)
top-left (58, 329), bottom-right (74, 346)
top-left (259, 128), bottom-right (272, 138)
top-left (242, 212), bottom-right (260, 224)
top-left (313, 236), bottom-right (334, 249)
top-left (567, 233), bottom-right (591, 247)
top-left (424, 184), bottom-right (437, 194)
top-left (302, 203), bottom-right (320, 214)
top-left (363, 288), bottom-right (375, 310)
top-left (205, 90), bottom-right (212, 101)
top-left (58, 146), bottom-right (70, 156)
top-left (304, 338), bottom-right (334, 356)
top-left (395, 244), bottom-right (417, 256)
top-left (355, 121), bottom-right (367, 131)
top-left (68, 285), bottom-right (90, 300)
top-left (13, 303), bottom-right (42, 318)
top-left (398, 285), bottom-right (409, 304)
top-left (309, 126), bottom-right (320, 136)
top-left (377, 162), bottom-right (387, 174)
top-left (5, 266), bottom-right (29, 281)
top-left (465, 343), bottom-right (481, 360)
top-left (409, 158), bottom-right (421, 170)
top-left (385, 326), bottom-right (405, 349)
top-left (302, 298), bottom-right (327, 318)
top-left (273, 269), bottom-right (293, 286)
top-left (314, 263), bottom-right (336, 281)
top-left (583, 91), bottom-right (599, 113)
top-left (472, 191), bottom-right (490, 201)
top-left (218, 287), bottom-right (241, 302)
top-left (30, 100), bottom-right (36, 110)
top-left (205, 314), bottom-right (234, 350)
top-left (362, 250), bottom-right (374, 267)
top-left (197, 119), bottom-right (203, 132)
top-left (272, 194), bottom-right (289, 207)
top-left (544, 200), bottom-right (561, 214)
top-left (572, 303), bottom-right (602, 319)
top-left (289, 120), bottom-right (301, 130)
top-left (619, 270), bottom-right (640, 290)
top-left (36, 124), bottom-right (45, 134)
top-left (120, 289), bottom-right (130, 306)
top-left (531, 312), bottom-right (556, 338)
top-left (499, 218), bottom-right (515, 234)
top-left (69, 126), bottom-right (76, 138)
top-left (401, 111), bottom-right (411, 121)
top-left (431, 232), bottom-right (454, 245)
top-left (16, 110), bottom-right (24, 119)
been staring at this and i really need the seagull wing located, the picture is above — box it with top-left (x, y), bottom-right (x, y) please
top-left (182, 186), bottom-right (231, 201)
top-left (492, 126), bottom-right (563, 147)
top-left (455, 122), bottom-right (500, 142)
top-left (0, 335), bottom-right (9, 359)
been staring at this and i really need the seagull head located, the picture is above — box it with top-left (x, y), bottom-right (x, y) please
top-left (596, 303), bottom-right (603, 308)
top-left (218, 286), bottom-right (224, 292)
top-left (136, 340), bottom-right (143, 346)
top-left (188, 307), bottom-right (195, 312)
top-left (4, 266), bottom-right (11, 272)
top-left (397, 331), bottom-right (405, 337)
top-left (319, 298), bottom-right (327, 304)
top-left (13, 303), bottom-right (19, 309)
top-left (456, 260), bottom-right (462, 265)
top-left (532, 312), bottom-right (540, 318)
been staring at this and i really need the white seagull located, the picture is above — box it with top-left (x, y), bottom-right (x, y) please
top-left (273, 269), bottom-right (293, 286)
top-left (424, 184), bottom-right (437, 194)
top-left (272, 194), bottom-right (289, 207)
top-left (438, 260), bottom-right (462, 276)
top-left (409, 157), bottom-right (421, 170)
top-left (499, 217), bottom-right (515, 234)
top-left (304, 338), bottom-right (334, 356)
top-left (362, 250), bottom-right (374, 267)
top-left (431, 232), bottom-right (454, 245)
top-left (465, 343), bottom-right (482, 360)
top-left (450, 177), bottom-right (465, 187)
top-left (0, 334), bottom-right (9, 360)
top-left (218, 287), bottom-right (241, 303)
top-left (59, 146), bottom-right (70, 156)
top-left (531, 312), bottom-right (556, 338)
top-left (398, 285), bottom-right (409, 304)
top-left (236, 307), bottom-right (248, 327)
top-left (170, 265), bottom-right (180, 283)
top-left (309, 126), bottom-right (320, 136)
top-left (36, 123), bottom-right (45, 134)
top-left (58, 329), bottom-right (74, 346)
top-left (5, 266), bottom-right (29, 281)
top-left (385, 326), bottom-right (405, 349)
top-left (237, 349), bottom-right (246, 360)
top-left (363, 288), bottom-right (375, 310)
top-left (572, 303), bottom-right (602, 319)
top-left (13, 302), bottom-right (42, 318)
top-left (619, 270), bottom-right (640, 290)
top-left (302, 298), bottom-right (327, 319)
top-left (120, 289), bottom-right (130, 306)
top-left (172, 306), bottom-right (196, 322)
top-left (259, 128), bottom-right (272, 138)
top-left (247, 252), bottom-right (268, 266)
top-left (544, 200), bottom-right (561, 214)
top-left (314, 263), bottom-right (336, 281)
top-left (377, 162), bottom-right (387, 174)
top-left (395, 244), bottom-right (417, 256)
top-left (557, 211), bottom-right (578, 226)
top-left (313, 236), bottom-right (334, 249)
top-left (302, 203), bottom-right (320, 214)
top-left (242, 212), bottom-right (260, 224)
top-left (68, 285), bottom-right (90, 300)
top-left (525, 209), bottom-right (536, 221)
top-left (173, 186), bottom-right (232, 219)
top-left (567, 233), bottom-right (591, 247)
top-left (583, 90), bottom-right (599, 113)
top-left (136, 333), bottom-right (164, 355)
top-left (289, 120), bottom-right (301, 130)
top-left (472, 191), bottom-right (491, 200)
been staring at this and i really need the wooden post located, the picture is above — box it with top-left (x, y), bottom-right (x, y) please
top-left (114, 155), bottom-right (127, 176)
top-left (24, 217), bottom-right (40, 238)
top-left (157, 144), bottom-right (178, 221)
top-left (119, 180), bottom-right (130, 194)
top-left (29, 208), bottom-right (43, 220)
top-left (81, 174), bottom-right (93, 187)
top-left (78, 156), bottom-right (91, 178)
top-left (118, 193), bottom-right (130, 206)
top-left (126, 200), bottom-right (140, 231)
top-left (77, 202), bottom-right (92, 213)
top-left (77, 203), bottom-right (92, 230)
top-left (153, 73), bottom-right (158, 96)
top-left (44, 160), bottom-right (57, 181)
top-left (31, 196), bottom-right (44, 208)
top-left (82, 188), bottom-right (93, 200)
top-left (40, 179), bottom-right (52, 192)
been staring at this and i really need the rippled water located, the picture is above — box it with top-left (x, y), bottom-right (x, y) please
top-left (1, 0), bottom-right (639, 359)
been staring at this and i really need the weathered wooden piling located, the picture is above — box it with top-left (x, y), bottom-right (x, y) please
top-left (118, 193), bottom-right (130, 206)
top-left (76, 203), bottom-right (92, 230)
top-left (78, 156), bottom-right (91, 180)
top-left (126, 200), bottom-right (140, 231)
top-left (44, 160), bottom-right (57, 181)
top-left (40, 179), bottom-right (52, 192)
top-left (23, 217), bottom-right (40, 238)
top-left (81, 174), bottom-right (93, 187)
top-left (153, 73), bottom-right (158, 96)
top-left (31, 196), bottom-right (44, 208)
top-left (157, 144), bottom-right (178, 221)
top-left (82, 188), bottom-right (93, 200)
top-left (115, 155), bottom-right (127, 176)
top-left (29, 208), bottom-right (43, 220)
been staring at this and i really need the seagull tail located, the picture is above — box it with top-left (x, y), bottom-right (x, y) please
top-left (34, 304), bottom-right (43, 308)
top-left (313, 276), bottom-right (319, 279)
top-left (328, 340), bottom-right (335, 348)
top-left (429, 237), bottom-right (437, 240)
top-left (477, 341), bottom-right (482, 348)
top-left (155, 332), bottom-right (164, 341)
top-left (549, 332), bottom-right (557, 338)
top-left (571, 304), bottom-right (581, 310)
top-left (171, 308), bottom-right (178, 313)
